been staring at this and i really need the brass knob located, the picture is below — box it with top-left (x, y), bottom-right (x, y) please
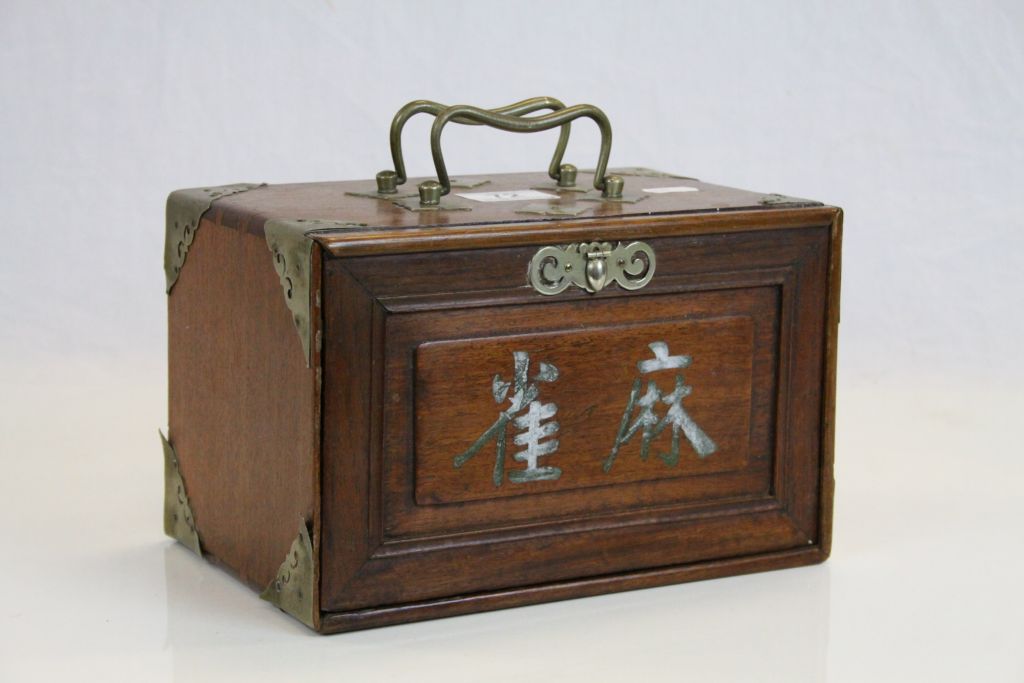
top-left (376, 170), bottom-right (398, 194)
top-left (418, 180), bottom-right (442, 206)
top-left (557, 163), bottom-right (577, 188)
top-left (602, 174), bottom-right (624, 199)
top-left (585, 256), bottom-right (608, 292)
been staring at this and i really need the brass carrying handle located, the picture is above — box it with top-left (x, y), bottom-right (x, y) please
top-left (377, 97), bottom-right (572, 193)
top-left (420, 103), bottom-right (620, 206)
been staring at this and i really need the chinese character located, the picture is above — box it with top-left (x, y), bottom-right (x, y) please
top-left (603, 342), bottom-right (716, 472)
top-left (453, 351), bottom-right (562, 487)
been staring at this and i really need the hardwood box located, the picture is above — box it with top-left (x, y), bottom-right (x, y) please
top-left (162, 107), bottom-right (841, 634)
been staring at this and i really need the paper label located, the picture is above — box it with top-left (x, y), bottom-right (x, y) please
top-left (456, 189), bottom-right (558, 202)
top-left (643, 186), bottom-right (699, 194)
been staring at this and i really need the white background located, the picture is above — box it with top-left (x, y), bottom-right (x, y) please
top-left (1, 1), bottom-right (1022, 681)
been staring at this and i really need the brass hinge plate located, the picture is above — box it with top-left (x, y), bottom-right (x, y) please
top-left (515, 202), bottom-right (592, 217)
top-left (389, 195), bottom-right (473, 212)
top-left (577, 190), bottom-right (649, 205)
top-left (759, 193), bottom-right (825, 208)
top-left (589, 167), bottom-right (699, 180)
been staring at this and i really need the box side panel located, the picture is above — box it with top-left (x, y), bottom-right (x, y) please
top-left (168, 216), bottom-right (316, 593)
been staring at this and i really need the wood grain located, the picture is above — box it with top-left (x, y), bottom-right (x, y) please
top-left (319, 216), bottom-right (834, 615)
top-left (167, 167), bottom-right (841, 633)
top-left (414, 315), bottom-right (756, 505)
top-left (318, 546), bottom-right (827, 634)
top-left (167, 217), bottom-right (316, 594)
top-left (394, 288), bottom-right (777, 537)
top-left (208, 171), bottom-right (817, 240)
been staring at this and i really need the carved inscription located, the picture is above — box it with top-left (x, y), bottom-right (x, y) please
top-left (450, 342), bottom-right (717, 486)
top-left (452, 352), bottom-right (562, 487)
top-left (414, 313), bottom-right (758, 507)
top-left (603, 342), bottom-right (716, 472)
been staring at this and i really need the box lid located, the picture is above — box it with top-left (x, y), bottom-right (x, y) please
top-left (208, 168), bottom-right (823, 243)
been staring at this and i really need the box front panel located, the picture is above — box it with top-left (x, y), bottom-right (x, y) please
top-left (320, 221), bottom-right (831, 612)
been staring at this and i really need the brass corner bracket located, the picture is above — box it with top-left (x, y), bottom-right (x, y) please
top-left (260, 518), bottom-right (316, 629)
top-left (160, 430), bottom-right (201, 556)
top-left (264, 219), bottom-right (366, 367)
top-left (164, 183), bottom-right (265, 293)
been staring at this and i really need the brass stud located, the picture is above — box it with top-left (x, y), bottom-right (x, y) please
top-left (376, 170), bottom-right (398, 194)
top-left (602, 175), bottom-right (624, 199)
top-left (557, 163), bottom-right (578, 188)
top-left (418, 180), bottom-right (442, 206)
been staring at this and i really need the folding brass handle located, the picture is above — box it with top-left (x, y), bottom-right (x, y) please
top-left (376, 97), bottom-right (572, 194)
top-left (422, 103), bottom-right (620, 206)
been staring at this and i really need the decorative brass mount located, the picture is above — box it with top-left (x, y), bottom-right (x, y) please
top-left (528, 241), bottom-right (656, 295)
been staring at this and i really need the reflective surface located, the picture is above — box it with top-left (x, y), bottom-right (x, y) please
top-left (1, 357), bottom-right (1021, 681)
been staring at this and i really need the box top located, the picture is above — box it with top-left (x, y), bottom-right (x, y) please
top-left (207, 168), bottom-right (825, 241)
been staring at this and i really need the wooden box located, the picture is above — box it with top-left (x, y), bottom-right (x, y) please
top-left (162, 103), bottom-right (841, 633)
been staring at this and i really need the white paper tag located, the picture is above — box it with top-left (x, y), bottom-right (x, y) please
top-left (455, 189), bottom-right (558, 202)
top-left (643, 186), bottom-right (699, 194)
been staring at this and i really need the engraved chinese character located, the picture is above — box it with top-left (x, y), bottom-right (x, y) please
top-left (453, 351), bottom-right (562, 487)
top-left (603, 342), bottom-right (716, 472)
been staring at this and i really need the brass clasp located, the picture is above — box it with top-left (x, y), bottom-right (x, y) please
top-left (529, 241), bottom-right (656, 296)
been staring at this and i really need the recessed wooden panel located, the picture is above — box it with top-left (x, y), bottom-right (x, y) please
top-left (414, 316), bottom-right (754, 505)
top-left (383, 286), bottom-right (779, 540)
